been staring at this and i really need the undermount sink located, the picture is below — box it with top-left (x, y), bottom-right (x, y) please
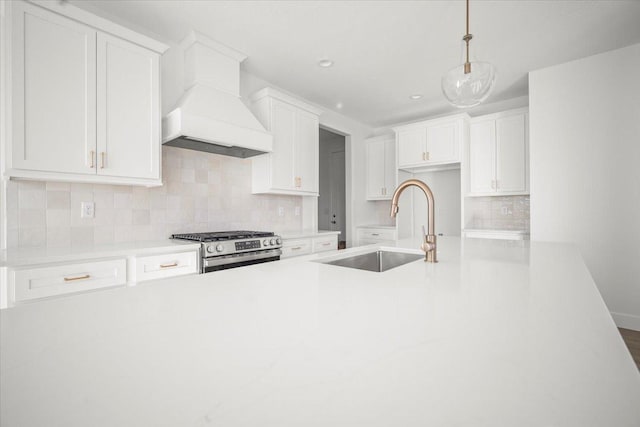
top-left (318, 250), bottom-right (423, 273)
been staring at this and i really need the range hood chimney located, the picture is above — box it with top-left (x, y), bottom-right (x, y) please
top-left (162, 31), bottom-right (272, 158)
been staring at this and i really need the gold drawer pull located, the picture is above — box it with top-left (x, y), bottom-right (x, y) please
top-left (160, 262), bottom-right (178, 268)
top-left (64, 274), bottom-right (90, 282)
top-left (291, 246), bottom-right (302, 250)
top-left (89, 151), bottom-right (95, 168)
top-left (100, 152), bottom-right (106, 169)
top-left (322, 242), bottom-right (331, 246)
top-left (371, 233), bottom-right (380, 236)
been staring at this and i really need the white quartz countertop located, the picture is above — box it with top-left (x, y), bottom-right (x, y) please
top-left (279, 229), bottom-right (341, 239)
top-left (0, 240), bottom-right (201, 268)
top-left (1, 237), bottom-right (639, 426)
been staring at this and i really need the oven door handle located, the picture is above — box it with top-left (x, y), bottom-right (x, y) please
top-left (202, 249), bottom-right (282, 268)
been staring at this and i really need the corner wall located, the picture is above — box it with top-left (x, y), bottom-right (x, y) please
top-left (529, 43), bottom-right (640, 330)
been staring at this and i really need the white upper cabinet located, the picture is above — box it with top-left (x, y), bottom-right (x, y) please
top-left (365, 135), bottom-right (396, 200)
top-left (7, 1), bottom-right (167, 186)
top-left (97, 33), bottom-right (160, 180)
top-left (394, 114), bottom-right (468, 171)
top-left (10, 2), bottom-right (97, 175)
top-left (250, 88), bottom-right (322, 196)
top-left (467, 108), bottom-right (529, 196)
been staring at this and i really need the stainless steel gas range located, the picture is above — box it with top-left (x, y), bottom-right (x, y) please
top-left (171, 231), bottom-right (282, 273)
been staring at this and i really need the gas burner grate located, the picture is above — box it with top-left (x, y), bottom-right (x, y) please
top-left (172, 231), bottom-right (275, 242)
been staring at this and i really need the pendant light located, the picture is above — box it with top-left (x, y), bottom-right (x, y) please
top-left (441, 0), bottom-right (496, 108)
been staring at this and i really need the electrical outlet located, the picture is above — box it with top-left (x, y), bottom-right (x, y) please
top-left (278, 206), bottom-right (285, 217)
top-left (294, 206), bottom-right (301, 216)
top-left (81, 201), bottom-right (95, 218)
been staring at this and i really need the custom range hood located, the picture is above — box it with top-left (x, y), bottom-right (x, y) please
top-left (162, 31), bottom-right (272, 158)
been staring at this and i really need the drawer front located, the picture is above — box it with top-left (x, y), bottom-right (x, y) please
top-left (312, 235), bottom-right (337, 253)
top-left (357, 238), bottom-right (396, 247)
top-left (464, 230), bottom-right (529, 241)
top-left (356, 228), bottom-right (397, 241)
top-left (13, 259), bottom-right (127, 302)
top-left (281, 238), bottom-right (312, 259)
top-left (135, 250), bottom-right (199, 282)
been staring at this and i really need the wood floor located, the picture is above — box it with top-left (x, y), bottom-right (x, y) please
top-left (619, 328), bottom-right (640, 370)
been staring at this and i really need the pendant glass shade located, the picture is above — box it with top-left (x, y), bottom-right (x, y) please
top-left (441, 61), bottom-right (496, 108)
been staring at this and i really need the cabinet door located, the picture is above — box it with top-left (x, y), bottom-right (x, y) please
top-left (97, 33), bottom-right (160, 179)
top-left (270, 100), bottom-right (297, 190)
top-left (496, 113), bottom-right (527, 193)
top-left (366, 140), bottom-right (386, 198)
top-left (295, 110), bottom-right (319, 193)
top-left (383, 139), bottom-right (396, 195)
top-left (426, 122), bottom-right (458, 162)
top-left (469, 121), bottom-right (496, 194)
top-left (397, 128), bottom-right (426, 167)
top-left (11, 2), bottom-right (97, 174)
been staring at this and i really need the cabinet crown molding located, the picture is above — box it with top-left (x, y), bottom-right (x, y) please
top-left (392, 113), bottom-right (470, 132)
top-left (250, 87), bottom-right (323, 116)
top-left (27, 0), bottom-right (169, 53)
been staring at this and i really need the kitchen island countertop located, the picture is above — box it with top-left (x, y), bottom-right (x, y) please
top-left (1, 237), bottom-right (639, 426)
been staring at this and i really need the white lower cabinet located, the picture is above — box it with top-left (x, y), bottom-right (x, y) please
top-left (6, 246), bottom-right (200, 306)
top-left (463, 229), bottom-right (529, 241)
top-left (281, 234), bottom-right (339, 259)
top-left (12, 259), bottom-right (127, 303)
top-left (355, 227), bottom-right (398, 246)
top-left (312, 235), bottom-right (338, 254)
top-left (281, 238), bottom-right (313, 259)
top-left (133, 251), bottom-right (199, 282)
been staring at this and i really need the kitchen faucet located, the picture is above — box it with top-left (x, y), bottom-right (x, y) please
top-left (390, 179), bottom-right (437, 263)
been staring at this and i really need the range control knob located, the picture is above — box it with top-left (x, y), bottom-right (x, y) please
top-left (275, 237), bottom-right (282, 245)
top-left (263, 239), bottom-right (269, 246)
top-left (206, 245), bottom-right (215, 253)
top-left (270, 238), bottom-right (276, 245)
top-left (216, 244), bottom-right (224, 252)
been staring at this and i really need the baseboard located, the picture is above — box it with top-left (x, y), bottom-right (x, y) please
top-left (611, 311), bottom-right (640, 331)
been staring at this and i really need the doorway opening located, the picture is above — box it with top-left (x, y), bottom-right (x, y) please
top-left (318, 128), bottom-right (346, 249)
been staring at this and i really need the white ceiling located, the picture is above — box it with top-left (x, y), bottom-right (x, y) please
top-left (71, 0), bottom-right (640, 128)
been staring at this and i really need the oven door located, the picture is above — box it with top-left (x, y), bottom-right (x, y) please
top-left (202, 249), bottom-right (282, 273)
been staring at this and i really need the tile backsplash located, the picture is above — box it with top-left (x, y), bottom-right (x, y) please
top-left (6, 146), bottom-right (303, 248)
top-left (465, 195), bottom-right (530, 231)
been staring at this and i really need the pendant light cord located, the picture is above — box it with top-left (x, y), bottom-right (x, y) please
top-left (463, 0), bottom-right (472, 74)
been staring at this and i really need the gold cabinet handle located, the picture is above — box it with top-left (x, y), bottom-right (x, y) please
top-left (89, 151), bottom-right (95, 168)
top-left (422, 152), bottom-right (426, 161)
top-left (426, 151), bottom-right (430, 161)
top-left (291, 246), bottom-right (302, 250)
top-left (64, 274), bottom-right (90, 282)
top-left (160, 262), bottom-right (178, 268)
top-left (371, 233), bottom-right (380, 236)
top-left (321, 242), bottom-right (331, 246)
top-left (100, 152), bottom-right (106, 169)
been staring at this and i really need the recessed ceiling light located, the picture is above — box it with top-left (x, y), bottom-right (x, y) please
top-left (318, 59), bottom-right (334, 68)
top-left (410, 94), bottom-right (423, 100)
top-left (336, 102), bottom-right (343, 109)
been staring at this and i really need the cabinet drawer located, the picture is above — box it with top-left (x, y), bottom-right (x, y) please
top-left (312, 235), bottom-right (337, 253)
top-left (281, 238), bottom-right (312, 258)
top-left (357, 228), bottom-right (397, 241)
top-left (13, 258), bottom-right (126, 302)
top-left (135, 251), bottom-right (198, 282)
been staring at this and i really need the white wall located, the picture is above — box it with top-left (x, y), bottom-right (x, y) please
top-left (529, 43), bottom-right (640, 330)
